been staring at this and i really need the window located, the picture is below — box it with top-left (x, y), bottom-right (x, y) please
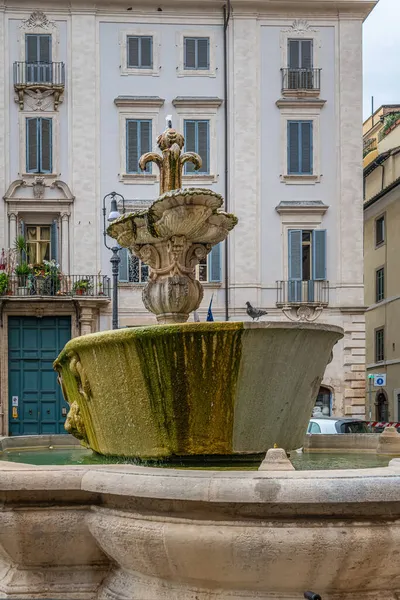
top-left (26, 117), bottom-right (52, 173)
top-left (119, 244), bottom-right (221, 283)
top-left (25, 34), bottom-right (52, 83)
top-left (127, 36), bottom-right (153, 69)
top-left (184, 37), bottom-right (209, 70)
top-left (184, 120), bottom-right (209, 174)
top-left (307, 421), bottom-right (321, 434)
top-left (25, 226), bottom-right (51, 264)
top-left (375, 328), bottom-right (385, 363)
top-left (288, 39), bottom-right (313, 69)
top-left (376, 215), bottom-right (385, 246)
top-left (376, 267), bottom-right (385, 303)
top-left (288, 121), bottom-right (313, 175)
top-left (126, 119), bottom-right (152, 174)
top-left (288, 229), bottom-right (326, 302)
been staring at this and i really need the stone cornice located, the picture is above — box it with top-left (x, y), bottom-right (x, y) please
top-left (275, 201), bottom-right (329, 215)
top-left (114, 96), bottom-right (165, 108)
top-left (172, 96), bottom-right (223, 108)
top-left (276, 98), bottom-right (326, 110)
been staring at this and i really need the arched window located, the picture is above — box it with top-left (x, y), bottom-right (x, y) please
top-left (313, 386), bottom-right (331, 416)
top-left (376, 391), bottom-right (389, 422)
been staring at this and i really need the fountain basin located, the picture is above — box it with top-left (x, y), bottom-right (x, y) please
top-left (54, 321), bottom-right (342, 459)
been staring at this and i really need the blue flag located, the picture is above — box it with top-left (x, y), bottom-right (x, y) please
top-left (206, 295), bottom-right (214, 322)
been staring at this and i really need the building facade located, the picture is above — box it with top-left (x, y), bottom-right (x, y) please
top-left (364, 104), bottom-right (400, 422)
top-left (0, 0), bottom-right (374, 436)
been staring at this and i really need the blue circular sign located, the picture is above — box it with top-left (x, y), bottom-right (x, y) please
top-left (376, 377), bottom-right (384, 386)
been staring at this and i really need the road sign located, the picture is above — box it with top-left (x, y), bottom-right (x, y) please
top-left (374, 374), bottom-right (386, 387)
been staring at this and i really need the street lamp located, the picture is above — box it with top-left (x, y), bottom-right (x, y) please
top-left (103, 191), bottom-right (125, 330)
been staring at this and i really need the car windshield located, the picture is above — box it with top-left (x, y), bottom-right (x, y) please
top-left (338, 421), bottom-right (369, 433)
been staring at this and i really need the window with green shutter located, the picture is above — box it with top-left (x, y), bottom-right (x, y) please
top-left (288, 39), bottom-right (313, 69)
top-left (184, 119), bottom-right (209, 174)
top-left (376, 267), bottom-right (385, 303)
top-left (288, 229), bottom-right (326, 302)
top-left (126, 119), bottom-right (152, 174)
top-left (184, 37), bottom-right (209, 70)
top-left (287, 120), bottom-right (313, 175)
top-left (26, 117), bottom-right (52, 174)
top-left (26, 34), bottom-right (52, 83)
top-left (127, 36), bottom-right (153, 68)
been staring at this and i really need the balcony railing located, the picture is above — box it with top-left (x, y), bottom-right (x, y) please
top-left (276, 280), bottom-right (329, 305)
top-left (13, 61), bottom-right (65, 87)
top-left (1, 274), bottom-right (110, 298)
top-left (281, 68), bottom-right (321, 92)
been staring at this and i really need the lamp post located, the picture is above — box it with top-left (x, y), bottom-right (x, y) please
top-left (103, 192), bottom-right (125, 330)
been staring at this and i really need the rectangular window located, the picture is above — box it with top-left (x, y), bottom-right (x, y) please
top-left (288, 39), bottom-right (313, 69)
top-left (26, 117), bottom-right (52, 174)
top-left (127, 36), bottom-right (153, 69)
top-left (25, 34), bottom-right (52, 83)
top-left (119, 249), bottom-right (150, 283)
top-left (184, 120), bottom-right (209, 174)
top-left (287, 121), bottom-right (313, 175)
top-left (126, 119), bottom-right (152, 174)
top-left (376, 267), bottom-right (385, 303)
top-left (184, 37), bottom-right (210, 70)
top-left (288, 229), bottom-right (326, 302)
top-left (376, 215), bottom-right (385, 246)
top-left (194, 244), bottom-right (221, 283)
top-left (375, 328), bottom-right (385, 363)
top-left (26, 226), bottom-right (51, 264)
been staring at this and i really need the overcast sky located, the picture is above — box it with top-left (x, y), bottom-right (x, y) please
top-left (363, 0), bottom-right (398, 119)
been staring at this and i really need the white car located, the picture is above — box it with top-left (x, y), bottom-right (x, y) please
top-left (307, 417), bottom-right (370, 434)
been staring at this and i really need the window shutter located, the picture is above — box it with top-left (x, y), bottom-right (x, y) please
top-left (51, 220), bottom-right (58, 262)
top-left (288, 122), bottom-right (299, 174)
top-left (126, 120), bottom-right (139, 173)
top-left (184, 38), bottom-right (196, 68)
top-left (118, 248), bottom-right (129, 282)
top-left (26, 35), bottom-right (38, 62)
top-left (197, 38), bottom-right (209, 69)
top-left (209, 243), bottom-right (221, 282)
top-left (20, 220), bottom-right (26, 262)
top-left (197, 121), bottom-right (209, 174)
top-left (26, 118), bottom-right (39, 173)
top-left (127, 36), bottom-right (139, 68)
top-left (140, 120), bottom-right (151, 173)
top-left (301, 40), bottom-right (312, 69)
top-left (301, 122), bottom-right (312, 175)
top-left (39, 35), bottom-right (51, 62)
top-left (184, 120), bottom-right (196, 173)
top-left (288, 229), bottom-right (302, 302)
top-left (140, 37), bottom-right (152, 68)
top-left (288, 40), bottom-right (300, 68)
top-left (312, 229), bottom-right (326, 281)
top-left (40, 118), bottom-right (52, 173)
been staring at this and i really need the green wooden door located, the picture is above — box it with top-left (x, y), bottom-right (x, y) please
top-left (8, 316), bottom-right (71, 435)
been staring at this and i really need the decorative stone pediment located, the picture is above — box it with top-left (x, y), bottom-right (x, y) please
top-left (282, 19), bottom-right (318, 35)
top-left (20, 11), bottom-right (56, 32)
top-left (4, 178), bottom-right (74, 215)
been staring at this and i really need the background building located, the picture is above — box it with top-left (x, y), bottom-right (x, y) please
top-left (364, 103), bottom-right (400, 422)
top-left (0, 0), bottom-right (375, 436)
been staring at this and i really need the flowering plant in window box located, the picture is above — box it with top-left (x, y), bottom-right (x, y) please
top-left (0, 272), bottom-right (10, 296)
top-left (73, 279), bottom-right (93, 296)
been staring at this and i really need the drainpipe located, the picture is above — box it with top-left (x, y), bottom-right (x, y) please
top-left (223, 0), bottom-right (231, 321)
top-left (381, 162), bottom-right (385, 191)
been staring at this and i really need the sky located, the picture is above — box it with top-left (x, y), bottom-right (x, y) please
top-left (363, 0), bottom-right (399, 119)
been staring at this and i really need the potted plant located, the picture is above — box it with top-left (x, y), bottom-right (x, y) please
top-left (0, 272), bottom-right (9, 296)
top-left (73, 278), bottom-right (93, 296)
top-left (14, 262), bottom-right (31, 296)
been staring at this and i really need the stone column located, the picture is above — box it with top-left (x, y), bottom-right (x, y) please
top-left (61, 213), bottom-right (69, 273)
top-left (9, 213), bottom-right (17, 247)
top-left (79, 305), bottom-right (94, 336)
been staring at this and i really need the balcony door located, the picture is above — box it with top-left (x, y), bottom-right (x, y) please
top-left (288, 39), bottom-right (313, 89)
top-left (288, 229), bottom-right (326, 303)
top-left (25, 34), bottom-right (52, 84)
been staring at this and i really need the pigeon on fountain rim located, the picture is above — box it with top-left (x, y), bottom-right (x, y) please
top-left (246, 302), bottom-right (268, 321)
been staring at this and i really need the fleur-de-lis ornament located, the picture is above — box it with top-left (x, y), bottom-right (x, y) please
top-left (139, 121), bottom-right (202, 194)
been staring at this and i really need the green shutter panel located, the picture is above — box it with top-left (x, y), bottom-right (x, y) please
top-left (197, 121), bottom-right (209, 174)
top-left (127, 37), bottom-right (139, 67)
top-left (197, 38), bottom-right (209, 69)
top-left (126, 120), bottom-right (139, 173)
top-left (288, 122), bottom-right (299, 174)
top-left (51, 220), bottom-right (58, 262)
top-left (288, 40), bottom-right (300, 68)
top-left (26, 35), bottom-right (38, 62)
top-left (301, 40), bottom-right (312, 69)
top-left (39, 35), bottom-right (51, 62)
top-left (209, 243), bottom-right (221, 282)
top-left (140, 121), bottom-right (151, 173)
top-left (26, 118), bottom-right (39, 173)
top-left (40, 118), bottom-right (52, 173)
top-left (184, 38), bottom-right (196, 68)
top-left (301, 122), bottom-right (312, 175)
top-left (140, 37), bottom-right (152, 68)
top-left (288, 229), bottom-right (302, 302)
top-left (312, 229), bottom-right (327, 281)
top-left (184, 120), bottom-right (196, 173)
top-left (118, 248), bottom-right (129, 282)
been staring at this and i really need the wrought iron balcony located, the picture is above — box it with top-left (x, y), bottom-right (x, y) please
top-left (13, 61), bottom-right (65, 110)
top-left (0, 274), bottom-right (111, 299)
top-left (281, 68), bottom-right (321, 94)
top-left (276, 280), bottom-right (329, 306)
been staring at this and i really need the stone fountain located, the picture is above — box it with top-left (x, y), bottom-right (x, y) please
top-left (0, 127), bottom-right (399, 600)
top-left (54, 126), bottom-right (342, 460)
